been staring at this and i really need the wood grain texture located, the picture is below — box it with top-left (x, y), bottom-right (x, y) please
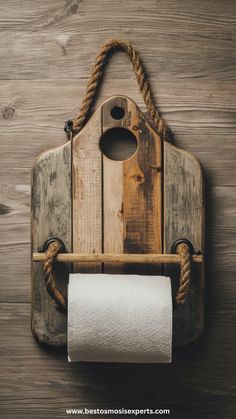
top-left (102, 96), bottom-right (162, 275)
top-left (103, 158), bottom-right (124, 273)
top-left (33, 253), bottom-right (203, 264)
top-left (163, 142), bottom-right (204, 347)
top-left (0, 79), bottom-right (235, 185)
top-left (0, 0), bottom-right (235, 81)
top-left (0, 303), bottom-right (236, 419)
top-left (28, 95), bottom-right (161, 345)
top-left (101, 96), bottom-right (126, 274)
top-left (72, 108), bottom-right (102, 274)
top-left (0, 0), bottom-right (236, 417)
top-left (31, 142), bottom-right (71, 346)
top-left (31, 94), bottom-right (203, 347)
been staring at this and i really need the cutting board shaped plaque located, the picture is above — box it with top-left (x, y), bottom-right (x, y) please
top-left (31, 95), bottom-right (204, 348)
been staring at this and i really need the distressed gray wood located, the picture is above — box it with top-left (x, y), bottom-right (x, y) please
top-left (0, 0), bottom-right (235, 35)
top-left (164, 143), bottom-right (203, 252)
top-left (31, 142), bottom-right (71, 346)
top-left (0, 0), bottom-right (235, 81)
top-left (164, 142), bottom-right (204, 347)
top-left (72, 104), bottom-right (103, 274)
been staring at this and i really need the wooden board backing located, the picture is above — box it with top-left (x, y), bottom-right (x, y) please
top-left (31, 95), bottom-right (204, 348)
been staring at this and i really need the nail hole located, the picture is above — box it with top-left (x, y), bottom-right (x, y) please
top-left (100, 128), bottom-right (138, 161)
top-left (110, 106), bottom-right (125, 120)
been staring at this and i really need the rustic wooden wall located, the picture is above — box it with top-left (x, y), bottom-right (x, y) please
top-left (0, 1), bottom-right (235, 418)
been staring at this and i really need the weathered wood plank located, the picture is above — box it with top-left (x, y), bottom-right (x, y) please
top-left (101, 96), bottom-right (127, 274)
top-left (72, 107), bottom-right (103, 273)
top-left (102, 96), bottom-right (162, 274)
top-left (164, 142), bottom-right (204, 347)
top-left (31, 142), bottom-right (71, 346)
top-left (122, 103), bottom-right (162, 274)
top-left (103, 158), bottom-right (124, 274)
top-left (0, 35), bottom-right (235, 80)
top-left (164, 144), bottom-right (203, 252)
top-left (0, 1), bottom-right (235, 81)
top-left (1, 0), bottom-right (236, 33)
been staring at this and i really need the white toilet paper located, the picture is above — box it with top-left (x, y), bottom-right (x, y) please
top-left (68, 274), bottom-right (172, 363)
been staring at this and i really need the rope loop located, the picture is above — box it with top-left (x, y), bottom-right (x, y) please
top-left (175, 242), bottom-right (192, 305)
top-left (68, 39), bottom-right (169, 140)
top-left (43, 240), bottom-right (67, 310)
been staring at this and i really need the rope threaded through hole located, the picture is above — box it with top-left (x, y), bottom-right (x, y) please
top-left (175, 242), bottom-right (191, 305)
top-left (43, 241), bottom-right (67, 310)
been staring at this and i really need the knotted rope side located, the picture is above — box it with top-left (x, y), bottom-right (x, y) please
top-left (70, 39), bottom-right (169, 140)
top-left (175, 242), bottom-right (191, 305)
top-left (43, 241), bottom-right (67, 310)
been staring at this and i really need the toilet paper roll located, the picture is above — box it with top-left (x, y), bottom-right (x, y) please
top-left (68, 274), bottom-right (172, 363)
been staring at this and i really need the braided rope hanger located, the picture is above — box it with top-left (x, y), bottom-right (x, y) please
top-left (65, 38), bottom-right (170, 140)
top-left (43, 39), bottom-right (191, 310)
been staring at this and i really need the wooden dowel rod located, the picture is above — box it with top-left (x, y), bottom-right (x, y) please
top-left (33, 253), bottom-right (203, 264)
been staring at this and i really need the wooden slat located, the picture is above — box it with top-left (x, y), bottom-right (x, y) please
top-left (164, 142), bottom-right (204, 347)
top-left (122, 100), bottom-right (162, 253)
top-left (102, 96), bottom-right (127, 273)
top-left (164, 144), bottom-right (203, 252)
top-left (101, 96), bottom-right (162, 275)
top-left (103, 158), bottom-right (124, 273)
top-left (72, 108), bottom-right (102, 273)
top-left (31, 141), bottom-right (71, 346)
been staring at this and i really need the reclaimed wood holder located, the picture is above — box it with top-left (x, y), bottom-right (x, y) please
top-left (31, 94), bottom-right (204, 348)
top-left (31, 40), bottom-right (204, 349)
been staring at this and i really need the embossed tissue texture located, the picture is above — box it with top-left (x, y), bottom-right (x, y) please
top-left (68, 274), bottom-right (172, 363)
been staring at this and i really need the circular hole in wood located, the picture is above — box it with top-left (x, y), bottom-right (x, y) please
top-left (110, 106), bottom-right (125, 120)
top-left (99, 127), bottom-right (138, 161)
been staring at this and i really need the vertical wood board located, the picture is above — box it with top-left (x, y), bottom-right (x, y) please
top-left (72, 110), bottom-right (103, 274)
top-left (164, 141), bottom-right (204, 347)
top-left (31, 142), bottom-right (71, 346)
top-left (102, 96), bottom-right (162, 275)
